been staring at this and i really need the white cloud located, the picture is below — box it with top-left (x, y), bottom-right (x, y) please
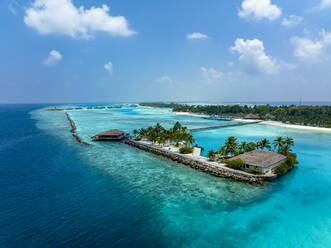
top-left (156, 76), bottom-right (173, 84)
top-left (24, 0), bottom-right (136, 39)
top-left (200, 67), bottom-right (223, 84)
top-left (187, 32), bottom-right (208, 40)
top-left (104, 62), bottom-right (113, 74)
top-left (238, 0), bottom-right (282, 21)
top-left (315, 0), bottom-right (331, 9)
top-left (43, 50), bottom-right (62, 66)
top-left (231, 38), bottom-right (280, 74)
top-left (282, 15), bottom-right (303, 27)
top-left (291, 30), bottom-right (331, 61)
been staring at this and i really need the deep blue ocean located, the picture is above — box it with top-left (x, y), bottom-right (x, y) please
top-left (0, 105), bottom-right (162, 247)
top-left (1, 104), bottom-right (331, 248)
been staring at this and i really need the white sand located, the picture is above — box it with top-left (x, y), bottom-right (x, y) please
top-left (172, 111), bottom-right (210, 118)
top-left (233, 118), bottom-right (261, 123)
top-left (234, 118), bottom-right (331, 132)
top-left (172, 112), bottom-right (331, 132)
top-left (260, 120), bottom-right (331, 132)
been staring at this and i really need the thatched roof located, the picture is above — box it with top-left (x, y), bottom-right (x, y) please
top-left (229, 150), bottom-right (286, 168)
top-left (95, 129), bottom-right (124, 136)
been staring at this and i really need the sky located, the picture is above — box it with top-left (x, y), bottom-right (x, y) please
top-left (1, 0), bottom-right (331, 103)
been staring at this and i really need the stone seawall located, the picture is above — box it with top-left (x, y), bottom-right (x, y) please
top-left (65, 112), bottom-right (77, 133)
top-left (65, 112), bottom-right (91, 146)
top-left (125, 140), bottom-right (275, 185)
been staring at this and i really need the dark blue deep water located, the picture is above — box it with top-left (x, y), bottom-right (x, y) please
top-left (0, 105), bottom-right (161, 248)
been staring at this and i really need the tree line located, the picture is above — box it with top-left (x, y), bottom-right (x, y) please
top-left (140, 102), bottom-right (331, 128)
top-left (133, 122), bottom-right (195, 147)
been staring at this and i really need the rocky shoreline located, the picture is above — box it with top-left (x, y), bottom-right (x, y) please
top-left (125, 139), bottom-right (277, 185)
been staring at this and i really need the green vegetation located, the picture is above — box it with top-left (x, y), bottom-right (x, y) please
top-left (207, 150), bottom-right (216, 161)
top-left (132, 122), bottom-right (195, 148)
top-left (274, 153), bottom-right (298, 175)
top-left (273, 136), bottom-right (294, 155)
top-left (179, 146), bottom-right (194, 154)
top-left (225, 159), bottom-right (245, 170)
top-left (209, 135), bottom-right (296, 165)
top-left (140, 102), bottom-right (331, 128)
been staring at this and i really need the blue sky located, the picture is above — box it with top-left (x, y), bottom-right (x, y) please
top-left (1, 0), bottom-right (331, 103)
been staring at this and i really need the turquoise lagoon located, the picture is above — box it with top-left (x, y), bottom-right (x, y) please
top-left (32, 105), bottom-right (331, 248)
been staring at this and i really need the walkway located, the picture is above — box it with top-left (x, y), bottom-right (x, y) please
top-left (189, 121), bottom-right (262, 132)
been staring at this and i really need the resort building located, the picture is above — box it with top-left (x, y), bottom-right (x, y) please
top-left (92, 129), bottom-right (126, 141)
top-left (229, 150), bottom-right (286, 174)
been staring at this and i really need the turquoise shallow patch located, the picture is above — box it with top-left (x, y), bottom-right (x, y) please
top-left (31, 105), bottom-right (331, 248)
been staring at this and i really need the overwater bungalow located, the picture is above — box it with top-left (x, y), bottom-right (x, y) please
top-left (229, 150), bottom-right (286, 174)
top-left (91, 129), bottom-right (126, 141)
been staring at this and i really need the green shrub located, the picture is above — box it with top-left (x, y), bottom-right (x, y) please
top-left (135, 137), bottom-right (142, 141)
top-left (274, 162), bottom-right (288, 175)
top-left (274, 153), bottom-right (298, 175)
top-left (179, 146), bottom-right (194, 154)
top-left (225, 159), bottom-right (245, 170)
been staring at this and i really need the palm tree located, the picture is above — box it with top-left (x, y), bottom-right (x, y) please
top-left (245, 142), bottom-right (256, 152)
top-left (256, 141), bottom-right (261, 150)
top-left (260, 138), bottom-right (271, 150)
top-left (285, 137), bottom-right (294, 147)
top-left (185, 134), bottom-right (195, 145)
top-left (225, 136), bottom-right (238, 156)
top-left (155, 123), bottom-right (164, 133)
top-left (173, 122), bottom-right (182, 132)
top-left (282, 137), bottom-right (294, 155)
top-left (138, 128), bottom-right (147, 138)
top-left (218, 145), bottom-right (226, 159)
top-left (207, 150), bottom-right (216, 161)
top-left (239, 141), bottom-right (247, 154)
top-left (273, 136), bottom-right (284, 153)
top-left (133, 129), bottom-right (138, 136)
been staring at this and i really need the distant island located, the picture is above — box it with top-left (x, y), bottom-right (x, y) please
top-left (140, 102), bottom-right (331, 128)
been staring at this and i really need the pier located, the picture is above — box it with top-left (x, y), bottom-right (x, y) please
top-left (189, 121), bottom-right (262, 132)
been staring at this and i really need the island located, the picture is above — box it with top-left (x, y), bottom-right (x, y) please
top-left (125, 122), bottom-right (298, 185)
top-left (140, 102), bottom-right (331, 128)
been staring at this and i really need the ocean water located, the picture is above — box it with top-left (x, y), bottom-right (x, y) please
top-left (1, 104), bottom-right (331, 248)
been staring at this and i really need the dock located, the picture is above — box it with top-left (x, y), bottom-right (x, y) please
top-left (189, 121), bottom-right (262, 132)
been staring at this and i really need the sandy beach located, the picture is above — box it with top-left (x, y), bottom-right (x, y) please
top-left (172, 112), bottom-right (331, 132)
top-left (172, 111), bottom-right (210, 118)
top-left (232, 118), bottom-right (331, 132)
top-left (260, 120), bottom-right (331, 132)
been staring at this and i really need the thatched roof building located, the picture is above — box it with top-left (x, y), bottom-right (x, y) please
top-left (92, 129), bottom-right (126, 141)
top-left (229, 150), bottom-right (286, 173)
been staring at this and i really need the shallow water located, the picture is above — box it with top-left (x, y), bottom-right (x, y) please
top-left (1, 104), bottom-right (331, 247)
